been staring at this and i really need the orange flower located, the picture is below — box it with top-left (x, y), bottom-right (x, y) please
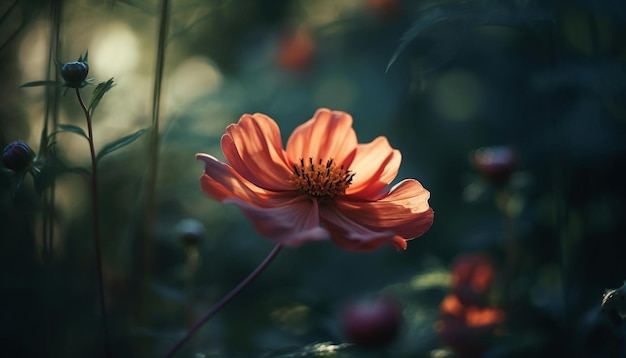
top-left (276, 28), bottom-right (315, 71)
top-left (196, 108), bottom-right (434, 251)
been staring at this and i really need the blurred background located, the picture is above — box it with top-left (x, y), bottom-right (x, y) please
top-left (2, 0), bottom-right (626, 356)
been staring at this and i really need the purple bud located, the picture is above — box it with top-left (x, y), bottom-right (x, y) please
top-left (61, 61), bottom-right (89, 88)
top-left (2, 141), bottom-right (35, 172)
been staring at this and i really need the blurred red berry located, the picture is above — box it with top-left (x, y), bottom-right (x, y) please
top-left (471, 146), bottom-right (516, 185)
top-left (340, 296), bottom-right (403, 348)
top-left (276, 28), bottom-right (315, 72)
top-left (2, 140), bottom-right (35, 172)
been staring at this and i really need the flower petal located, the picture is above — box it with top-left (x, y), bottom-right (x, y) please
top-left (320, 205), bottom-right (407, 252)
top-left (197, 153), bottom-right (274, 205)
top-left (286, 108), bottom-right (357, 167)
top-left (222, 113), bottom-right (294, 191)
top-left (346, 136), bottom-right (401, 198)
top-left (225, 196), bottom-right (330, 246)
top-left (321, 179), bottom-right (433, 251)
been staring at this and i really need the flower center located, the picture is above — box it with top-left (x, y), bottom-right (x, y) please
top-left (290, 157), bottom-right (354, 198)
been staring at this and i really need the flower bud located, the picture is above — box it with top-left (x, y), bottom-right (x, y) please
top-left (340, 295), bottom-right (403, 348)
top-left (471, 146), bottom-right (517, 185)
top-left (176, 218), bottom-right (206, 247)
top-left (61, 61), bottom-right (89, 88)
top-left (2, 140), bottom-right (35, 172)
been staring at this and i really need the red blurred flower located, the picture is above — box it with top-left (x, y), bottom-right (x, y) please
top-left (451, 253), bottom-right (495, 307)
top-left (196, 108), bottom-right (434, 252)
top-left (276, 28), bottom-right (315, 71)
top-left (436, 294), bottom-right (505, 357)
top-left (435, 253), bottom-right (504, 357)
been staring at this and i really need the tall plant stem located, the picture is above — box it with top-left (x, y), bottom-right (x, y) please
top-left (144, 0), bottom-right (169, 241)
top-left (140, 0), bottom-right (169, 314)
top-left (42, 0), bottom-right (62, 261)
top-left (75, 88), bottom-right (111, 358)
top-left (137, 0), bottom-right (169, 353)
top-left (164, 244), bottom-right (283, 358)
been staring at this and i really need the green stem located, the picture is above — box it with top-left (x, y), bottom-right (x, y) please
top-left (42, 0), bottom-right (62, 261)
top-left (164, 244), bottom-right (283, 358)
top-left (138, 0), bottom-right (169, 353)
top-left (75, 88), bottom-right (111, 358)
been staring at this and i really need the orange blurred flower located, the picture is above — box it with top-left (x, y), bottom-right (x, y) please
top-left (452, 253), bottom-right (495, 306)
top-left (435, 253), bottom-right (504, 357)
top-left (196, 108), bottom-right (433, 251)
top-left (276, 28), bottom-right (315, 71)
top-left (436, 294), bottom-right (505, 357)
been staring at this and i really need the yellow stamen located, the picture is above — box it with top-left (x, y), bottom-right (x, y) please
top-left (290, 157), bottom-right (354, 198)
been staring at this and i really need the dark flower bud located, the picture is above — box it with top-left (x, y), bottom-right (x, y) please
top-left (61, 61), bottom-right (89, 88)
top-left (2, 140), bottom-right (35, 172)
top-left (176, 218), bottom-right (206, 247)
top-left (471, 146), bottom-right (517, 185)
top-left (340, 295), bottom-right (403, 348)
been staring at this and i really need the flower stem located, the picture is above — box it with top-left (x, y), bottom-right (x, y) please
top-left (75, 88), bottom-right (111, 358)
top-left (164, 244), bottom-right (283, 358)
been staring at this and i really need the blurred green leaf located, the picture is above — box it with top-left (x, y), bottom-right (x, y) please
top-left (386, 3), bottom-right (553, 72)
top-left (68, 167), bottom-right (91, 177)
top-left (96, 128), bottom-right (148, 162)
top-left (19, 80), bottom-right (62, 88)
top-left (88, 78), bottom-right (115, 116)
top-left (39, 123), bottom-right (50, 157)
top-left (53, 124), bottom-right (89, 140)
top-left (386, 6), bottom-right (450, 73)
top-left (78, 50), bottom-right (88, 63)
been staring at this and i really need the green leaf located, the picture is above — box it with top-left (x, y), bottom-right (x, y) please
top-left (88, 78), bottom-right (115, 116)
top-left (385, 4), bottom-right (553, 72)
top-left (39, 122), bottom-right (50, 157)
top-left (78, 50), bottom-right (88, 63)
top-left (96, 128), bottom-right (149, 162)
top-left (20, 80), bottom-right (62, 88)
top-left (386, 6), bottom-right (451, 73)
top-left (68, 167), bottom-right (91, 177)
top-left (52, 124), bottom-right (89, 140)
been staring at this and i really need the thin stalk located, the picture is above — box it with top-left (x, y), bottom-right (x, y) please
top-left (42, 0), bottom-right (63, 260)
top-left (43, 0), bottom-right (62, 354)
top-left (496, 188), bottom-right (519, 305)
top-left (164, 244), bottom-right (283, 358)
top-left (75, 88), bottom-right (111, 358)
top-left (144, 0), bottom-right (169, 235)
top-left (139, 0), bottom-right (169, 324)
top-left (138, 0), bottom-right (169, 353)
